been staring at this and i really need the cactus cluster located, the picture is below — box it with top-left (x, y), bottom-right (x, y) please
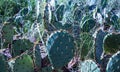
top-left (1, 0), bottom-right (120, 72)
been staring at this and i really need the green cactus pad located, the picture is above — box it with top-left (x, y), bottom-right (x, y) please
top-left (46, 30), bottom-right (75, 69)
top-left (80, 60), bottom-right (100, 72)
top-left (2, 24), bottom-right (14, 43)
top-left (12, 39), bottom-right (34, 57)
top-left (13, 54), bottom-right (34, 72)
top-left (106, 51), bottom-right (120, 72)
top-left (103, 33), bottom-right (120, 54)
top-left (0, 55), bottom-right (8, 72)
top-left (80, 33), bottom-right (94, 60)
top-left (81, 19), bottom-right (96, 32)
top-left (33, 44), bottom-right (41, 68)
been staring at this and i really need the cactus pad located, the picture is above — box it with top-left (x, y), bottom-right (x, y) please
top-left (0, 55), bottom-right (8, 72)
top-left (80, 60), bottom-right (100, 72)
top-left (55, 4), bottom-right (65, 21)
top-left (2, 24), bottom-right (14, 43)
top-left (33, 44), bottom-right (41, 68)
top-left (80, 33), bottom-right (94, 60)
top-left (103, 33), bottom-right (120, 54)
top-left (95, 30), bottom-right (108, 63)
top-left (46, 30), bottom-right (75, 69)
top-left (13, 54), bottom-right (34, 72)
top-left (81, 19), bottom-right (96, 32)
top-left (106, 51), bottom-right (120, 72)
top-left (12, 39), bottom-right (34, 57)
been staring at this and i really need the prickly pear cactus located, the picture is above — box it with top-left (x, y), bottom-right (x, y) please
top-left (12, 39), bottom-right (34, 57)
top-left (0, 55), bottom-right (8, 72)
top-left (103, 33), bottom-right (120, 54)
top-left (80, 33), bottom-right (94, 60)
top-left (33, 44), bottom-right (41, 68)
top-left (46, 30), bottom-right (75, 69)
top-left (2, 24), bottom-right (14, 43)
top-left (106, 51), bottom-right (120, 72)
top-left (79, 60), bottom-right (100, 72)
top-left (95, 30), bottom-right (108, 64)
top-left (13, 54), bottom-right (34, 72)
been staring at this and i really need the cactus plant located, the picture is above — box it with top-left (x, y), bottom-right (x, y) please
top-left (79, 60), bottom-right (100, 72)
top-left (12, 54), bottom-right (34, 72)
top-left (12, 39), bottom-right (34, 57)
top-left (2, 24), bottom-right (15, 43)
top-left (106, 51), bottom-right (120, 72)
top-left (103, 33), bottom-right (120, 54)
top-left (95, 30), bottom-right (108, 64)
top-left (46, 30), bottom-right (75, 69)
